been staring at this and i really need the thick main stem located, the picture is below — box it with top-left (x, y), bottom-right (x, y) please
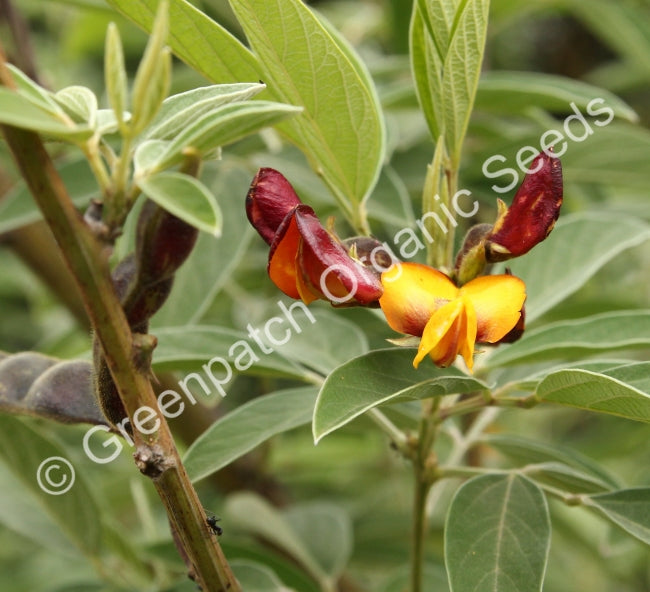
top-left (0, 67), bottom-right (239, 591)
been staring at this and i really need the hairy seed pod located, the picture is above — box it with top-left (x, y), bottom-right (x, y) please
top-left (93, 338), bottom-right (129, 431)
top-left (0, 352), bottom-right (106, 426)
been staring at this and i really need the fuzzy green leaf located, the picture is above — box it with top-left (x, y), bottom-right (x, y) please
top-left (536, 367), bottom-right (650, 423)
top-left (54, 86), bottom-right (98, 128)
top-left (411, 0), bottom-right (490, 165)
top-left (0, 416), bottom-right (103, 556)
top-left (487, 310), bottom-right (650, 367)
top-left (104, 22), bottom-right (128, 130)
top-left (313, 348), bottom-right (487, 442)
top-left (148, 101), bottom-right (301, 172)
top-left (227, 0), bottom-right (385, 225)
top-left (584, 488), bottom-right (650, 545)
top-left (136, 172), bottom-right (222, 236)
top-left (130, 0), bottom-right (171, 135)
top-left (476, 71), bottom-right (638, 122)
top-left (145, 82), bottom-right (266, 140)
top-left (0, 159), bottom-right (98, 234)
top-left (184, 386), bottom-right (317, 483)
top-left (150, 325), bottom-right (309, 381)
top-left (0, 88), bottom-right (92, 141)
top-left (445, 473), bottom-right (550, 592)
top-left (503, 213), bottom-right (650, 323)
top-left (105, 0), bottom-right (261, 87)
top-left (230, 560), bottom-right (288, 592)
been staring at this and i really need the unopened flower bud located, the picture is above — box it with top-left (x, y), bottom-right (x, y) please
top-left (485, 151), bottom-right (563, 262)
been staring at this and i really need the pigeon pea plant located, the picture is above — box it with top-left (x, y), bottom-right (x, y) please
top-left (0, 0), bottom-right (649, 591)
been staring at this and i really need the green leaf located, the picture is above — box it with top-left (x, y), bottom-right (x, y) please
top-left (503, 213), bottom-right (650, 323)
top-left (226, 493), bottom-right (326, 583)
top-left (584, 488), bottom-right (650, 545)
top-left (225, 493), bottom-right (348, 587)
top-left (227, 0), bottom-right (385, 226)
top-left (96, 109), bottom-right (123, 135)
top-left (0, 416), bottom-right (103, 556)
top-left (184, 386), bottom-right (318, 482)
top-left (105, 0), bottom-right (261, 88)
top-left (268, 309), bottom-right (368, 376)
top-left (486, 310), bottom-right (650, 367)
top-left (445, 473), bottom-right (550, 592)
top-left (567, 0), bottom-right (650, 76)
top-left (150, 325), bottom-right (309, 381)
top-left (535, 368), bottom-right (650, 423)
top-left (313, 348), bottom-right (487, 442)
top-left (602, 361), bottom-right (650, 393)
top-left (130, 0), bottom-right (171, 135)
top-left (482, 433), bottom-right (621, 489)
top-left (54, 86), bottom-right (98, 128)
top-left (284, 502), bottom-right (352, 580)
top-left (145, 82), bottom-right (266, 140)
top-left (149, 101), bottom-right (301, 172)
top-left (560, 124), bottom-right (650, 189)
top-left (136, 171), bottom-right (222, 236)
top-left (104, 22), bottom-right (128, 131)
top-left (476, 71), bottom-right (638, 122)
top-left (0, 88), bottom-right (92, 141)
top-left (6, 64), bottom-right (63, 115)
top-left (411, 0), bottom-right (490, 165)
top-left (133, 140), bottom-right (168, 174)
top-left (0, 461), bottom-right (72, 552)
top-left (523, 462), bottom-right (611, 494)
top-left (152, 164), bottom-right (254, 326)
top-left (0, 159), bottom-right (98, 234)
top-left (230, 560), bottom-right (288, 592)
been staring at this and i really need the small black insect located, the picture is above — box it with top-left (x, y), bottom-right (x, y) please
top-left (206, 514), bottom-right (223, 537)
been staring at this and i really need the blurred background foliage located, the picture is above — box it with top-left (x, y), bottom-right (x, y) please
top-left (0, 0), bottom-right (648, 590)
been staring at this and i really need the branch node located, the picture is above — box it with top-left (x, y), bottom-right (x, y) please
top-left (134, 444), bottom-right (173, 479)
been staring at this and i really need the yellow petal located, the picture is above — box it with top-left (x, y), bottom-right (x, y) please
top-left (413, 298), bottom-right (464, 368)
top-left (460, 274), bottom-right (526, 343)
top-left (458, 294), bottom-right (477, 372)
top-left (380, 262), bottom-right (458, 336)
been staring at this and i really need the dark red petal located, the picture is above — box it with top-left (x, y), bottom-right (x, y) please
top-left (246, 168), bottom-right (303, 245)
top-left (294, 208), bottom-right (384, 306)
top-left (485, 152), bottom-right (563, 262)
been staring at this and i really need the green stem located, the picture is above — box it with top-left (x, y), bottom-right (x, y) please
top-left (105, 132), bottom-right (133, 230)
top-left (410, 398), bottom-right (439, 592)
top-left (411, 474), bottom-right (432, 592)
top-left (82, 137), bottom-right (112, 199)
top-left (437, 390), bottom-right (539, 421)
top-left (367, 408), bottom-right (410, 455)
top-left (426, 408), bottom-right (500, 517)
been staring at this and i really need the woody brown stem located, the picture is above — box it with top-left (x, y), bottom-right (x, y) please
top-left (0, 50), bottom-right (239, 592)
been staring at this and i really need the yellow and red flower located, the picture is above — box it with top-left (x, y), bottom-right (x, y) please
top-left (379, 262), bottom-right (526, 371)
top-left (246, 168), bottom-right (383, 306)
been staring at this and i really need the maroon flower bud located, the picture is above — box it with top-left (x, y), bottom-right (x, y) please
top-left (246, 167), bottom-right (301, 245)
top-left (136, 199), bottom-right (199, 286)
top-left (485, 151), bottom-right (563, 262)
